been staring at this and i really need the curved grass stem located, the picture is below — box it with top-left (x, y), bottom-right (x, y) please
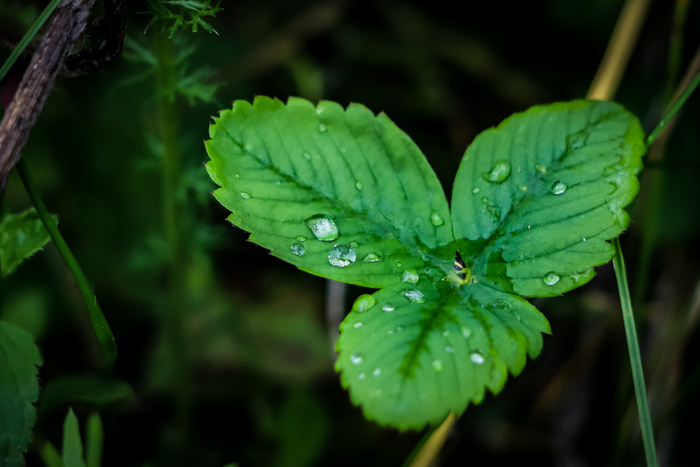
top-left (17, 159), bottom-right (117, 364)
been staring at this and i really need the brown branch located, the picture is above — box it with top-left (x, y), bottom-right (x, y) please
top-left (0, 0), bottom-right (96, 191)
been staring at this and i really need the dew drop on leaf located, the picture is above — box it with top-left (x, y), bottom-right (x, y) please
top-left (274, 180), bottom-right (281, 186)
top-left (350, 353), bottom-right (363, 364)
top-left (296, 236), bottom-right (307, 242)
top-left (239, 192), bottom-right (251, 199)
top-left (461, 326), bottom-right (471, 338)
top-left (305, 215), bottom-right (339, 241)
top-left (430, 210), bottom-right (444, 226)
top-left (472, 187), bottom-right (480, 194)
top-left (402, 289), bottom-right (425, 303)
top-left (290, 243), bottom-right (305, 256)
top-left (358, 372), bottom-right (365, 380)
top-left (382, 302), bottom-right (395, 312)
top-left (354, 322), bottom-right (363, 328)
top-left (535, 164), bottom-right (547, 174)
top-left (551, 181), bottom-right (567, 195)
top-left (483, 160), bottom-right (511, 183)
top-left (543, 272), bottom-right (561, 285)
top-left (396, 326), bottom-right (403, 332)
top-left (432, 360), bottom-right (443, 371)
top-left (402, 270), bottom-right (419, 284)
top-left (355, 181), bottom-right (363, 191)
top-left (350, 241), bottom-right (359, 247)
top-left (445, 346), bottom-right (454, 353)
top-left (328, 243), bottom-right (356, 267)
top-left (470, 351), bottom-right (485, 364)
top-left (353, 294), bottom-right (376, 312)
top-left (373, 368), bottom-right (381, 377)
top-left (490, 298), bottom-right (510, 310)
top-left (442, 330), bottom-right (449, 337)
top-left (481, 197), bottom-right (489, 204)
top-left (362, 252), bottom-right (382, 263)
top-left (304, 153), bottom-right (312, 160)
top-left (318, 123), bottom-right (327, 132)
top-left (386, 329), bottom-right (394, 335)
top-left (396, 262), bottom-right (402, 268)
top-left (519, 184), bottom-right (528, 192)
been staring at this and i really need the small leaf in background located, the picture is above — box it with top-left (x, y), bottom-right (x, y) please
top-left (206, 97), bottom-right (644, 430)
top-left (452, 100), bottom-right (645, 297)
top-left (62, 408), bottom-right (87, 467)
top-left (39, 375), bottom-right (133, 417)
top-left (0, 320), bottom-right (43, 467)
top-left (0, 208), bottom-right (56, 278)
top-left (84, 413), bottom-right (103, 467)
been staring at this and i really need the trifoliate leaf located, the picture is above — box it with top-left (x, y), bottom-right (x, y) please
top-left (452, 100), bottom-right (645, 297)
top-left (0, 208), bottom-right (56, 278)
top-left (0, 320), bottom-right (43, 467)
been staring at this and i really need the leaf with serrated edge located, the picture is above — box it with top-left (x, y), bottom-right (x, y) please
top-left (205, 97), bottom-right (455, 289)
top-left (206, 98), bottom-right (644, 430)
top-left (0, 320), bottom-right (43, 467)
top-left (0, 208), bottom-right (56, 278)
top-left (452, 100), bottom-right (645, 297)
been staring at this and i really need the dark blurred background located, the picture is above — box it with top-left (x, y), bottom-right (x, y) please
top-left (2, 0), bottom-right (700, 465)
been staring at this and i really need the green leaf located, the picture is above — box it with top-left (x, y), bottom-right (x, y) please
top-left (0, 320), bottom-right (43, 467)
top-left (335, 279), bottom-right (549, 429)
top-left (85, 413), bottom-right (103, 467)
top-left (205, 96), bottom-right (454, 288)
top-left (452, 100), bottom-right (645, 297)
top-left (40, 442), bottom-right (64, 467)
top-left (0, 208), bottom-right (56, 278)
top-left (62, 408), bottom-right (87, 467)
top-left (205, 97), bottom-right (644, 430)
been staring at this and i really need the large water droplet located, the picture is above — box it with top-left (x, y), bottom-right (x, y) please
top-left (483, 160), bottom-right (511, 183)
top-left (290, 243), bottom-right (305, 256)
top-left (543, 272), bottom-right (560, 285)
top-left (470, 351), bottom-right (485, 364)
top-left (329, 243), bottom-right (356, 268)
top-left (402, 289), bottom-right (425, 303)
top-left (305, 215), bottom-right (339, 241)
top-left (402, 270), bottom-right (419, 285)
top-left (432, 360), bottom-right (443, 371)
top-left (373, 368), bottom-right (381, 377)
top-left (353, 294), bottom-right (376, 312)
top-left (239, 192), bottom-right (251, 199)
top-left (350, 353), bottom-right (362, 364)
top-left (382, 302), bottom-right (395, 312)
top-left (362, 252), bottom-right (382, 263)
top-left (551, 181), bottom-right (567, 195)
top-left (430, 210), bottom-right (444, 226)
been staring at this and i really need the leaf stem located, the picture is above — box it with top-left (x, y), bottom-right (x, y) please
top-left (612, 237), bottom-right (658, 467)
top-left (645, 68), bottom-right (700, 147)
top-left (17, 159), bottom-right (117, 364)
top-left (0, 0), bottom-right (63, 83)
top-left (406, 412), bottom-right (456, 467)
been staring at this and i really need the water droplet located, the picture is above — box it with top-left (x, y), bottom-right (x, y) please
top-left (329, 243), bottom-right (356, 268)
top-left (355, 181), bottom-right (363, 191)
top-left (432, 360), bottom-right (443, 371)
top-left (318, 123), bottom-right (327, 132)
top-left (472, 187), bottom-right (481, 194)
top-left (316, 107), bottom-right (324, 115)
top-left (491, 298), bottom-right (510, 310)
top-left (358, 372), bottom-right (365, 380)
top-left (387, 329), bottom-right (394, 335)
top-left (340, 147), bottom-right (347, 153)
top-left (445, 346), bottom-right (454, 353)
top-left (543, 272), bottom-right (560, 285)
top-left (362, 252), bottom-right (382, 263)
top-left (402, 289), bottom-right (425, 303)
top-left (350, 241), bottom-right (359, 248)
top-left (304, 153), bottom-right (312, 160)
top-left (402, 270), bottom-right (419, 284)
top-left (461, 326), bottom-right (471, 338)
top-left (296, 236), bottom-right (307, 242)
top-left (470, 352), bottom-right (485, 364)
top-left (514, 312), bottom-right (522, 321)
top-left (483, 160), bottom-right (511, 183)
top-left (582, 237), bottom-right (587, 242)
top-left (551, 181), bottom-right (567, 195)
top-left (396, 326), bottom-right (403, 332)
top-left (519, 185), bottom-right (528, 192)
top-left (442, 330), bottom-right (450, 337)
top-left (353, 322), bottom-right (363, 328)
top-left (239, 192), bottom-right (251, 199)
top-left (275, 180), bottom-right (281, 186)
top-left (234, 173), bottom-right (240, 178)
top-left (430, 210), bottom-right (444, 226)
top-left (481, 197), bottom-right (489, 204)
top-left (382, 302), bottom-right (395, 312)
top-left (353, 294), bottom-right (376, 312)
top-left (245, 143), bottom-right (254, 152)
top-left (373, 368), bottom-right (381, 377)
top-left (350, 353), bottom-right (362, 364)
top-left (535, 164), bottom-right (547, 174)
top-left (396, 262), bottom-right (402, 268)
top-left (290, 243), bottom-right (305, 256)
top-left (305, 215), bottom-right (339, 241)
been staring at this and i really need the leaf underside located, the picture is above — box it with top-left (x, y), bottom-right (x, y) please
top-left (205, 97), bottom-right (645, 430)
top-left (0, 320), bottom-right (43, 467)
top-left (0, 208), bottom-right (56, 278)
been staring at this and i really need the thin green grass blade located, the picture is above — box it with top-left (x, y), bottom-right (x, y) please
top-left (646, 69), bottom-right (700, 147)
top-left (18, 160), bottom-right (117, 365)
top-left (0, 0), bottom-right (63, 83)
top-left (612, 238), bottom-right (658, 467)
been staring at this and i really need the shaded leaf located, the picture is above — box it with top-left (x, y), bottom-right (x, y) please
top-left (61, 408), bottom-right (86, 467)
top-left (0, 320), bottom-right (43, 467)
top-left (0, 208), bottom-right (56, 278)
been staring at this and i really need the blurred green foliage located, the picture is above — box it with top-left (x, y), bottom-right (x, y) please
top-left (1, 0), bottom-right (700, 465)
